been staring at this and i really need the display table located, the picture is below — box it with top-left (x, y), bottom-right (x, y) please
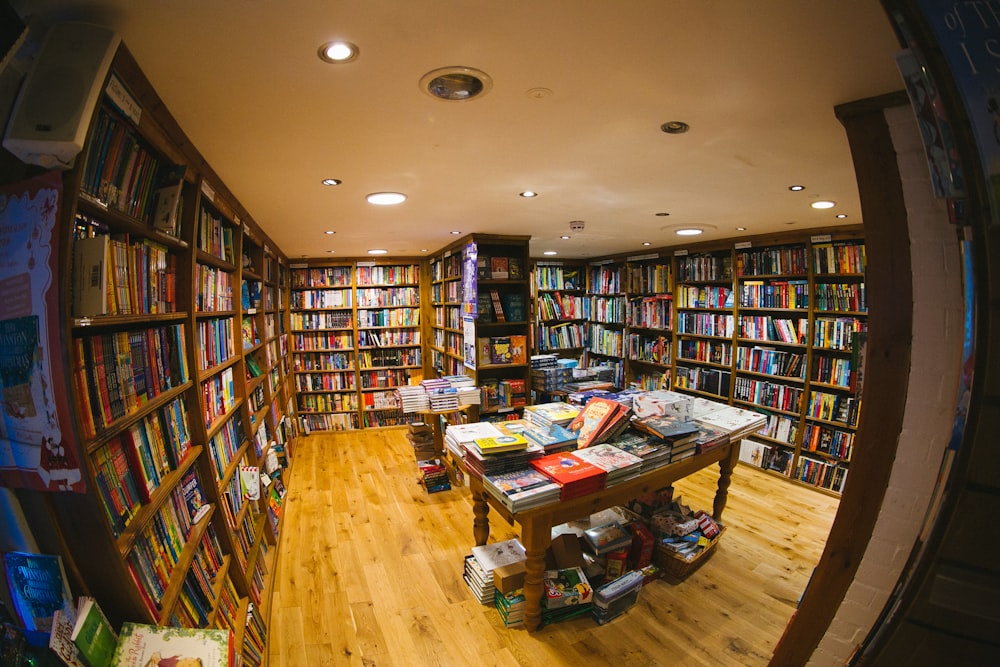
top-left (417, 405), bottom-right (470, 484)
top-left (467, 405), bottom-right (765, 631)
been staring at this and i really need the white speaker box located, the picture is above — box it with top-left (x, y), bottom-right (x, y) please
top-left (2, 22), bottom-right (120, 169)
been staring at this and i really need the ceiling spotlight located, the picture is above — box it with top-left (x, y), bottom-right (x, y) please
top-left (421, 66), bottom-right (493, 101)
top-left (520, 191), bottom-right (538, 198)
top-left (327, 250), bottom-right (336, 253)
top-left (642, 242), bottom-right (651, 246)
top-left (811, 200), bottom-right (836, 209)
top-left (543, 251), bottom-right (558, 256)
top-left (450, 230), bottom-right (462, 235)
top-left (324, 230), bottom-right (335, 235)
top-left (560, 235), bottom-right (571, 240)
top-left (789, 185), bottom-right (805, 191)
top-left (736, 227), bottom-right (747, 231)
top-left (322, 178), bottom-right (342, 186)
top-left (675, 228), bottom-right (703, 236)
top-left (660, 121), bottom-right (690, 134)
top-left (366, 192), bottom-right (406, 205)
top-left (318, 41), bottom-right (359, 63)
top-left (836, 214), bottom-right (848, 219)
top-left (368, 249), bottom-right (388, 255)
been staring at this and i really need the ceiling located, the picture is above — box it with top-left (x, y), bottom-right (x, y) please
top-left (10, 1), bottom-right (906, 260)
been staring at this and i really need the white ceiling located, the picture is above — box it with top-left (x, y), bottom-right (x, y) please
top-left (11, 1), bottom-right (906, 260)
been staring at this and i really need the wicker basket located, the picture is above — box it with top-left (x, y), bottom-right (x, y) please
top-left (653, 525), bottom-right (726, 581)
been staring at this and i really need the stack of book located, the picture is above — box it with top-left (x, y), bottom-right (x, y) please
top-left (465, 539), bottom-right (526, 605)
top-left (443, 421), bottom-right (505, 465)
top-left (483, 467), bottom-right (561, 511)
top-left (406, 421), bottom-right (435, 459)
top-left (417, 458), bottom-right (450, 493)
top-left (693, 426), bottom-right (730, 453)
top-left (568, 396), bottom-right (632, 448)
top-left (439, 374), bottom-right (481, 406)
top-left (495, 589), bottom-right (525, 627)
top-left (396, 385), bottom-right (429, 413)
top-left (632, 413), bottom-right (702, 462)
top-left (530, 451), bottom-right (607, 500)
top-left (608, 430), bottom-right (672, 471)
top-left (571, 443), bottom-right (643, 486)
top-left (520, 422), bottom-right (578, 452)
top-left (523, 401), bottom-right (580, 427)
top-left (473, 432), bottom-right (529, 455)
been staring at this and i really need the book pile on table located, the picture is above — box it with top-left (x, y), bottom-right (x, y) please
top-left (483, 467), bottom-right (561, 511)
top-left (529, 451), bottom-right (607, 500)
top-left (439, 374), bottom-right (481, 406)
top-left (464, 539), bottom-right (525, 605)
top-left (608, 430), bottom-right (672, 471)
top-left (571, 443), bottom-right (643, 486)
top-left (417, 458), bottom-right (450, 493)
top-left (632, 414), bottom-right (702, 463)
top-left (395, 385), bottom-right (429, 413)
top-left (406, 421), bottom-right (435, 459)
top-left (444, 421), bottom-right (504, 468)
top-left (420, 378), bottom-right (460, 411)
top-left (568, 396), bottom-right (633, 448)
top-left (523, 401), bottom-right (580, 428)
top-left (519, 421), bottom-right (578, 452)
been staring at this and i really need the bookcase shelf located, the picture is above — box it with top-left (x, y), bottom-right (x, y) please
top-left (40, 42), bottom-right (293, 666)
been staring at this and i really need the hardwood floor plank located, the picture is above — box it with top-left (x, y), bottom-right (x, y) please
top-left (268, 429), bottom-right (838, 666)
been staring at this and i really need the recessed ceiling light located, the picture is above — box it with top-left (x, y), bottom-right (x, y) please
top-left (450, 230), bottom-right (461, 235)
top-left (322, 178), bottom-right (342, 186)
top-left (560, 235), bottom-right (571, 240)
top-left (811, 200), bottom-right (836, 209)
top-left (520, 191), bottom-right (538, 198)
top-left (543, 251), bottom-right (558, 256)
top-left (324, 230), bottom-right (335, 235)
top-left (318, 41), bottom-right (359, 64)
top-left (661, 121), bottom-right (690, 134)
top-left (421, 66), bottom-right (493, 101)
top-left (789, 185), bottom-right (805, 191)
top-left (420, 249), bottom-right (428, 252)
top-left (655, 212), bottom-right (670, 217)
top-left (736, 226), bottom-right (747, 231)
top-left (675, 228), bottom-right (703, 236)
top-left (642, 242), bottom-right (651, 246)
top-left (366, 192), bottom-right (406, 205)
top-left (368, 249), bottom-right (388, 255)
top-left (836, 214), bottom-right (848, 219)
top-left (327, 249), bottom-right (336, 253)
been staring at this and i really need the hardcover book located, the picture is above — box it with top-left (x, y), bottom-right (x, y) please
top-left (110, 623), bottom-right (234, 667)
top-left (490, 256), bottom-right (509, 279)
top-left (2, 551), bottom-right (72, 642)
top-left (568, 396), bottom-right (629, 448)
top-left (529, 451), bottom-right (607, 498)
top-left (70, 596), bottom-right (118, 667)
top-left (474, 433), bottom-right (529, 454)
top-left (471, 538), bottom-right (526, 573)
top-left (634, 414), bottom-right (700, 441)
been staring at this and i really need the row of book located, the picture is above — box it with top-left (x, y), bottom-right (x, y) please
top-left (737, 279), bottom-right (809, 309)
top-left (356, 286), bottom-right (418, 307)
top-left (626, 294), bottom-right (672, 329)
top-left (732, 377), bottom-right (804, 414)
top-left (290, 311), bottom-right (354, 331)
top-left (196, 206), bottom-right (236, 264)
top-left (355, 264), bottom-right (420, 285)
top-left (355, 307), bottom-right (420, 327)
top-left (535, 291), bottom-right (588, 320)
top-left (678, 338), bottom-right (732, 366)
top-left (676, 311), bottom-right (734, 337)
top-left (298, 392), bottom-right (359, 413)
top-left (357, 346), bottom-right (421, 368)
top-left (735, 345), bottom-right (804, 378)
top-left (295, 372), bottom-right (357, 392)
top-left (737, 315), bottom-right (809, 344)
top-left (736, 245), bottom-right (810, 276)
top-left (358, 328), bottom-right (420, 347)
top-left (73, 325), bottom-right (190, 438)
top-left (675, 284), bottom-right (733, 309)
top-left (290, 265), bottom-right (353, 288)
top-left (196, 316), bottom-right (235, 371)
top-left (195, 263), bottom-right (234, 312)
top-left (290, 287), bottom-right (353, 309)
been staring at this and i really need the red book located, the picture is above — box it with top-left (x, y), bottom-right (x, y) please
top-left (568, 396), bottom-right (628, 448)
top-left (530, 452), bottom-right (607, 499)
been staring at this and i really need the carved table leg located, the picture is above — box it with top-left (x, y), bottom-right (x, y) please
top-left (521, 515), bottom-right (552, 632)
top-left (713, 443), bottom-right (739, 521)
top-left (472, 486), bottom-right (490, 547)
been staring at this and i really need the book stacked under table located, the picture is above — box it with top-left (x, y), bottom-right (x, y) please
top-left (417, 458), bottom-right (451, 493)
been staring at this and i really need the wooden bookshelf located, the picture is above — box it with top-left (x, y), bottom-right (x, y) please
top-left (623, 252), bottom-right (674, 390)
top-left (42, 43), bottom-right (291, 666)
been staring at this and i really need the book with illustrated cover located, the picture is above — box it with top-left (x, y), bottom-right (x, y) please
top-left (489, 336), bottom-right (512, 364)
top-left (634, 414), bottom-right (700, 441)
top-left (239, 465), bottom-right (261, 501)
top-left (70, 596), bottom-right (118, 667)
top-left (490, 256), bottom-right (509, 279)
top-left (529, 451), bottom-right (606, 498)
top-left (542, 567), bottom-right (592, 609)
top-left (571, 443), bottom-right (643, 478)
top-left (507, 257), bottom-right (523, 280)
top-left (49, 601), bottom-right (87, 667)
top-left (110, 623), bottom-right (234, 667)
top-left (693, 426), bottom-right (730, 453)
top-left (181, 468), bottom-right (211, 523)
top-left (484, 467), bottom-right (554, 494)
top-left (474, 433), bottom-right (529, 455)
top-left (568, 396), bottom-right (629, 448)
top-left (694, 405), bottom-right (767, 437)
top-left (520, 423), bottom-right (578, 450)
top-left (471, 538), bottom-right (526, 573)
top-left (2, 551), bottom-right (72, 643)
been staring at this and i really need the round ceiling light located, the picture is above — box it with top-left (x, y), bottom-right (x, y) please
top-left (366, 192), bottom-right (406, 205)
top-left (811, 200), bottom-right (836, 209)
top-left (661, 121), bottom-right (690, 134)
top-left (318, 41), bottom-right (359, 63)
top-left (421, 66), bottom-right (493, 101)
top-left (675, 228), bottom-right (704, 236)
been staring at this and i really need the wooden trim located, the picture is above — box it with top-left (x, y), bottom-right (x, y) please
top-left (769, 96), bottom-right (913, 664)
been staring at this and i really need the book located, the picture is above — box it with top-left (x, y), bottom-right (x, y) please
top-left (2, 551), bottom-right (72, 642)
top-left (110, 623), bottom-right (234, 667)
top-left (490, 256), bottom-right (509, 279)
top-left (474, 433), bottom-right (529, 454)
top-left (507, 256), bottom-right (523, 280)
top-left (70, 597), bottom-right (118, 667)
top-left (489, 336), bottom-right (512, 364)
top-left (72, 235), bottom-right (110, 317)
top-left (490, 289), bottom-right (505, 322)
top-left (471, 538), bottom-right (526, 573)
top-left (240, 465), bottom-right (261, 500)
top-left (181, 468), bottom-right (211, 523)
top-left (568, 396), bottom-right (629, 448)
top-left (634, 414), bottom-right (700, 441)
top-left (149, 163), bottom-right (187, 236)
top-left (529, 451), bottom-right (607, 499)
top-left (694, 405), bottom-right (767, 437)
top-left (501, 291), bottom-right (525, 321)
top-left (49, 601), bottom-right (87, 667)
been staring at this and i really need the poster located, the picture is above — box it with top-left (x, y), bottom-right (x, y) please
top-left (0, 171), bottom-right (84, 492)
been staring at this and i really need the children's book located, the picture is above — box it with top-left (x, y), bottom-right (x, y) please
top-left (49, 601), bottom-right (87, 667)
top-left (2, 551), bottom-right (72, 642)
top-left (567, 396), bottom-right (628, 448)
top-left (70, 596), bottom-right (118, 667)
top-left (110, 623), bottom-right (234, 667)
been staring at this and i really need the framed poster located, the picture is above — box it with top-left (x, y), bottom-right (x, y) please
top-left (0, 171), bottom-right (84, 492)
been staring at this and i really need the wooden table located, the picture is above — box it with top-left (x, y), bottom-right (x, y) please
top-left (468, 439), bottom-right (743, 631)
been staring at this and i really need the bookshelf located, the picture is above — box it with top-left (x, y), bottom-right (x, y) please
top-left (531, 260), bottom-right (588, 361)
top-left (623, 253), bottom-right (673, 390)
top-left (41, 44), bottom-right (290, 666)
top-left (427, 234), bottom-right (531, 419)
top-left (586, 259), bottom-right (626, 388)
top-left (672, 249), bottom-right (735, 400)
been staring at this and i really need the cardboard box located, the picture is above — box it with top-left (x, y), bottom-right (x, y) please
top-left (591, 569), bottom-right (644, 625)
top-left (493, 560), bottom-right (526, 594)
top-left (549, 533), bottom-right (585, 569)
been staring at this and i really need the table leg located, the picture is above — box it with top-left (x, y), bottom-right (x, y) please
top-left (521, 516), bottom-right (552, 632)
top-left (472, 486), bottom-right (490, 547)
top-left (713, 443), bottom-right (739, 521)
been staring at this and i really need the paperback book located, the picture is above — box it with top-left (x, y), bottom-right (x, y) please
top-left (110, 623), bottom-right (234, 667)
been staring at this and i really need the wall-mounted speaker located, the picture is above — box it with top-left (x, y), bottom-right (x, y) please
top-left (2, 22), bottom-right (120, 169)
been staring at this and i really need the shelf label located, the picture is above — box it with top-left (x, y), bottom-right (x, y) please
top-left (589, 259), bottom-right (616, 265)
top-left (734, 241), bottom-right (752, 249)
top-left (289, 263), bottom-right (308, 268)
top-left (626, 252), bottom-right (659, 261)
top-left (200, 179), bottom-right (216, 202)
top-left (674, 249), bottom-right (689, 256)
top-left (811, 234), bottom-right (832, 243)
top-left (356, 261), bottom-right (376, 267)
top-left (105, 73), bottom-right (141, 124)
top-left (535, 261), bottom-right (564, 266)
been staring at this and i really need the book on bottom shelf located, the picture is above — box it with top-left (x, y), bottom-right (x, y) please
top-left (110, 623), bottom-right (234, 667)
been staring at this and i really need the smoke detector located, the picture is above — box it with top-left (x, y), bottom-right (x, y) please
top-left (569, 220), bottom-right (585, 232)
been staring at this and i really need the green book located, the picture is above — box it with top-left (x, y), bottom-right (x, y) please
top-left (71, 597), bottom-right (118, 667)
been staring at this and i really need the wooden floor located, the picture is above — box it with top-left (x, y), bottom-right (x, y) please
top-left (267, 428), bottom-right (840, 667)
